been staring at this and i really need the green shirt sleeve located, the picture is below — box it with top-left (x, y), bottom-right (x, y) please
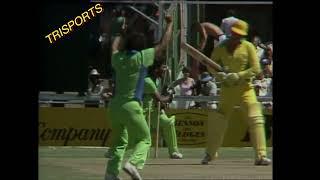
top-left (141, 48), bottom-right (155, 67)
top-left (144, 77), bottom-right (158, 94)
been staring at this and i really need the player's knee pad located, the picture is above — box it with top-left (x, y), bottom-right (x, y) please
top-left (244, 102), bottom-right (263, 118)
top-left (249, 116), bottom-right (264, 126)
top-left (247, 116), bottom-right (267, 159)
top-left (248, 115), bottom-right (264, 128)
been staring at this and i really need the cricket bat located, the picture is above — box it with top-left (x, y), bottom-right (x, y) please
top-left (181, 42), bottom-right (224, 72)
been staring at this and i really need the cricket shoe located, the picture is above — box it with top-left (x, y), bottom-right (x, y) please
top-left (122, 162), bottom-right (142, 180)
top-left (105, 173), bottom-right (121, 180)
top-left (201, 153), bottom-right (212, 165)
top-left (255, 157), bottom-right (272, 166)
top-left (170, 152), bottom-right (183, 159)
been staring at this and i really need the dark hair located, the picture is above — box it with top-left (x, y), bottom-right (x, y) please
top-left (148, 60), bottom-right (165, 76)
top-left (125, 32), bottom-right (147, 51)
top-left (182, 67), bottom-right (191, 74)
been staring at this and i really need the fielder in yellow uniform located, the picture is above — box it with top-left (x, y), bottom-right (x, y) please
top-left (202, 19), bottom-right (271, 166)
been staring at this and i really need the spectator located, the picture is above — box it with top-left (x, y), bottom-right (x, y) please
top-left (87, 69), bottom-right (104, 96)
top-left (261, 42), bottom-right (273, 78)
top-left (197, 72), bottom-right (218, 109)
top-left (101, 79), bottom-right (115, 106)
top-left (251, 35), bottom-right (265, 60)
top-left (194, 66), bottom-right (207, 95)
top-left (168, 67), bottom-right (195, 109)
top-left (253, 73), bottom-right (272, 97)
top-left (98, 32), bottom-right (109, 49)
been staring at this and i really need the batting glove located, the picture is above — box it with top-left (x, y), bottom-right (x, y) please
top-left (215, 72), bottom-right (227, 82)
top-left (225, 73), bottom-right (240, 86)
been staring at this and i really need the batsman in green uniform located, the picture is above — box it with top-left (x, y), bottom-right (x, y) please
top-left (105, 16), bottom-right (173, 180)
top-left (143, 62), bottom-right (183, 159)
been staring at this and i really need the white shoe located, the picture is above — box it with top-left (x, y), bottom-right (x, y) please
top-left (122, 162), bottom-right (142, 180)
top-left (170, 152), bottom-right (183, 159)
top-left (201, 153), bottom-right (212, 165)
top-left (105, 173), bottom-right (121, 180)
top-left (255, 157), bottom-right (272, 166)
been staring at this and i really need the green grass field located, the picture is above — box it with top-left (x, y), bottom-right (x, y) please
top-left (39, 146), bottom-right (272, 180)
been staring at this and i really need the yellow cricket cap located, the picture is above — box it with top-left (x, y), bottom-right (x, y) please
top-left (231, 20), bottom-right (249, 36)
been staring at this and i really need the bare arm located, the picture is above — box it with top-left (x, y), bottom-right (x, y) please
top-left (111, 20), bottom-right (127, 54)
top-left (111, 36), bottom-right (123, 54)
top-left (154, 15), bottom-right (173, 59)
top-left (194, 22), bottom-right (223, 50)
top-left (196, 22), bottom-right (208, 51)
top-left (202, 22), bottom-right (224, 39)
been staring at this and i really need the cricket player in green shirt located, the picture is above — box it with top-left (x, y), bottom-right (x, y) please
top-left (143, 61), bottom-right (183, 159)
top-left (105, 16), bottom-right (173, 180)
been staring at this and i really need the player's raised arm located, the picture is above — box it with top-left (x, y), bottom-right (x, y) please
top-left (154, 15), bottom-right (173, 59)
top-left (111, 36), bottom-right (122, 54)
